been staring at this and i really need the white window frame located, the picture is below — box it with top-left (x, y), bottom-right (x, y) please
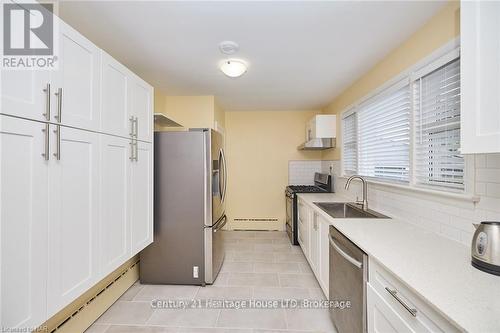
top-left (340, 37), bottom-right (477, 201)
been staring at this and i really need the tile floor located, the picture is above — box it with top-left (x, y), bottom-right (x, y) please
top-left (85, 231), bottom-right (336, 333)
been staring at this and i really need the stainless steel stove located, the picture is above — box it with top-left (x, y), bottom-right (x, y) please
top-left (285, 173), bottom-right (333, 245)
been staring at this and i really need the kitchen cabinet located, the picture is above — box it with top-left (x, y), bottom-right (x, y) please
top-left (51, 20), bottom-right (100, 131)
top-left (130, 75), bottom-right (153, 142)
top-left (297, 198), bottom-right (330, 296)
top-left (100, 135), bottom-right (131, 275)
top-left (297, 199), bottom-right (310, 256)
top-left (129, 141), bottom-right (153, 255)
top-left (0, 116), bottom-right (48, 329)
top-left (101, 51), bottom-right (153, 142)
top-left (306, 115), bottom-right (336, 141)
top-left (367, 259), bottom-right (459, 333)
top-left (47, 126), bottom-right (101, 316)
top-left (1, 69), bottom-right (50, 122)
top-left (461, 1), bottom-right (500, 153)
top-left (100, 51), bottom-right (131, 139)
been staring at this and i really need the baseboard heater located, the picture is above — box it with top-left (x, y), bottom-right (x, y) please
top-left (233, 218), bottom-right (279, 222)
top-left (46, 259), bottom-right (139, 333)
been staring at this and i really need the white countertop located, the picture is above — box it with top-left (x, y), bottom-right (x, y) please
top-left (297, 193), bottom-right (500, 333)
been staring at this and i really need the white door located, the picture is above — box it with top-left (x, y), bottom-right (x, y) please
top-left (51, 20), bottom-right (100, 131)
top-left (309, 214), bottom-right (320, 272)
top-left (0, 116), bottom-right (48, 329)
top-left (100, 135), bottom-right (130, 276)
top-left (1, 69), bottom-right (51, 122)
top-left (47, 126), bottom-right (100, 316)
top-left (100, 51), bottom-right (131, 138)
top-left (461, 1), bottom-right (500, 153)
top-left (129, 141), bottom-right (153, 255)
top-left (130, 76), bottom-right (153, 142)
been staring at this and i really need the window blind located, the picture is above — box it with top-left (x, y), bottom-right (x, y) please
top-left (357, 85), bottom-right (410, 182)
top-left (342, 112), bottom-right (357, 175)
top-left (413, 58), bottom-right (464, 190)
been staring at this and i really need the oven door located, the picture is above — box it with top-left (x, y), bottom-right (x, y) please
top-left (285, 193), bottom-right (294, 242)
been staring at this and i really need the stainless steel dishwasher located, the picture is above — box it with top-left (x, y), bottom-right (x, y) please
top-left (329, 225), bottom-right (368, 333)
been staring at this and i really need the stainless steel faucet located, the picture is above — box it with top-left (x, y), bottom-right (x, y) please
top-left (345, 175), bottom-right (368, 211)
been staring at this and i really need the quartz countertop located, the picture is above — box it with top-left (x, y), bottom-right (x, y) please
top-left (297, 192), bottom-right (500, 333)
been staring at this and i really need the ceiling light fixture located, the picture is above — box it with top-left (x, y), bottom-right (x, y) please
top-left (219, 59), bottom-right (247, 78)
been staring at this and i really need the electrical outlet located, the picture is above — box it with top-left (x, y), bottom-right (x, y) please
top-left (193, 266), bottom-right (199, 278)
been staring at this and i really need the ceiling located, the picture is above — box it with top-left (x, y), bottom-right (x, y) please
top-left (59, 1), bottom-right (446, 111)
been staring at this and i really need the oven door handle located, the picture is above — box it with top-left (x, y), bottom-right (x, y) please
top-left (329, 234), bottom-right (363, 269)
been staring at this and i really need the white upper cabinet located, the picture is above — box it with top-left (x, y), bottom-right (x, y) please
top-left (306, 115), bottom-right (336, 140)
top-left (100, 51), bottom-right (131, 138)
top-left (1, 69), bottom-right (51, 122)
top-left (129, 141), bottom-right (153, 255)
top-left (52, 20), bottom-right (100, 131)
top-left (461, 1), bottom-right (500, 153)
top-left (130, 75), bottom-right (153, 142)
top-left (47, 126), bottom-right (100, 317)
top-left (0, 116), bottom-right (48, 330)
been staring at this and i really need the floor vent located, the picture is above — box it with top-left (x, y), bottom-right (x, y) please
top-left (233, 218), bottom-right (278, 222)
top-left (49, 260), bottom-right (140, 333)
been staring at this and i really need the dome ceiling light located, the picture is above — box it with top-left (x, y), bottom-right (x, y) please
top-left (219, 59), bottom-right (247, 78)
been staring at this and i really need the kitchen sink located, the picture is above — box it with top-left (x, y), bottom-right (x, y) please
top-left (314, 202), bottom-right (390, 219)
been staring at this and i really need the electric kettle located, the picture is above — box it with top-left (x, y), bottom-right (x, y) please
top-left (471, 222), bottom-right (500, 276)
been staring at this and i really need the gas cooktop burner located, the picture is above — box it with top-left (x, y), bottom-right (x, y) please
top-left (287, 185), bottom-right (327, 193)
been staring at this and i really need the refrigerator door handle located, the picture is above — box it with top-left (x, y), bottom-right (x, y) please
top-left (220, 148), bottom-right (227, 203)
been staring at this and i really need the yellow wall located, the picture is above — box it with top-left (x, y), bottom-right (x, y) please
top-left (154, 93), bottom-right (225, 130)
top-left (225, 110), bottom-right (322, 230)
top-left (322, 1), bottom-right (460, 161)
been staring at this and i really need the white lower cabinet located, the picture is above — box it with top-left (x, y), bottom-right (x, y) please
top-left (0, 116), bottom-right (48, 329)
top-left (47, 126), bottom-right (101, 316)
top-left (367, 259), bottom-right (460, 333)
top-left (129, 141), bottom-right (153, 255)
top-left (297, 198), bottom-right (329, 297)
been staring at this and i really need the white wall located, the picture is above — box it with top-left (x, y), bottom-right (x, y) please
top-left (330, 154), bottom-right (500, 247)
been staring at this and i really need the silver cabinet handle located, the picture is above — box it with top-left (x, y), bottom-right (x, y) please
top-left (134, 116), bottom-right (138, 138)
top-left (134, 140), bottom-right (138, 162)
top-left (54, 88), bottom-right (62, 122)
top-left (53, 125), bottom-right (61, 160)
top-left (129, 140), bottom-right (135, 161)
top-left (43, 83), bottom-right (51, 120)
top-left (329, 234), bottom-right (363, 269)
top-left (129, 117), bottom-right (135, 137)
top-left (385, 287), bottom-right (418, 317)
top-left (41, 124), bottom-right (50, 160)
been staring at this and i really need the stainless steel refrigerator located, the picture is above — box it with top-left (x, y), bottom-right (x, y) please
top-left (140, 129), bottom-right (227, 285)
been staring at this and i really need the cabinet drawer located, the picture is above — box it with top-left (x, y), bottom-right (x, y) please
top-left (368, 259), bottom-right (459, 333)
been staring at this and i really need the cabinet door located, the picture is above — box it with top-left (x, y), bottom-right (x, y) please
top-left (100, 51), bottom-right (131, 138)
top-left (52, 20), bottom-right (100, 131)
top-left (100, 135), bottom-right (130, 276)
top-left (1, 70), bottom-right (51, 122)
top-left (297, 201), bottom-right (309, 257)
top-left (461, 1), bottom-right (500, 153)
top-left (130, 76), bottom-right (153, 142)
top-left (129, 141), bottom-right (153, 255)
top-left (47, 126), bottom-right (100, 316)
top-left (367, 284), bottom-right (413, 333)
top-left (0, 116), bottom-right (48, 329)
top-left (310, 213), bottom-right (320, 272)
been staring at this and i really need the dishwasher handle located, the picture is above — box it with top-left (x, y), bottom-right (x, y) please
top-left (329, 234), bottom-right (363, 269)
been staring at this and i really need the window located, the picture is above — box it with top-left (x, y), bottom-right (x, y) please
top-left (413, 58), bottom-right (463, 190)
top-left (357, 84), bottom-right (410, 182)
top-left (342, 50), bottom-right (464, 192)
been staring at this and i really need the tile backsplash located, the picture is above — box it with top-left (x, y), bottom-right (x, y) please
top-left (330, 154), bottom-right (500, 247)
top-left (288, 160), bottom-right (323, 185)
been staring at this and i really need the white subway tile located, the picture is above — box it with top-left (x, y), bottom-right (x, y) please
top-left (486, 153), bottom-right (500, 168)
top-left (475, 154), bottom-right (487, 168)
top-left (476, 168), bottom-right (500, 184)
top-left (486, 183), bottom-right (500, 198)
